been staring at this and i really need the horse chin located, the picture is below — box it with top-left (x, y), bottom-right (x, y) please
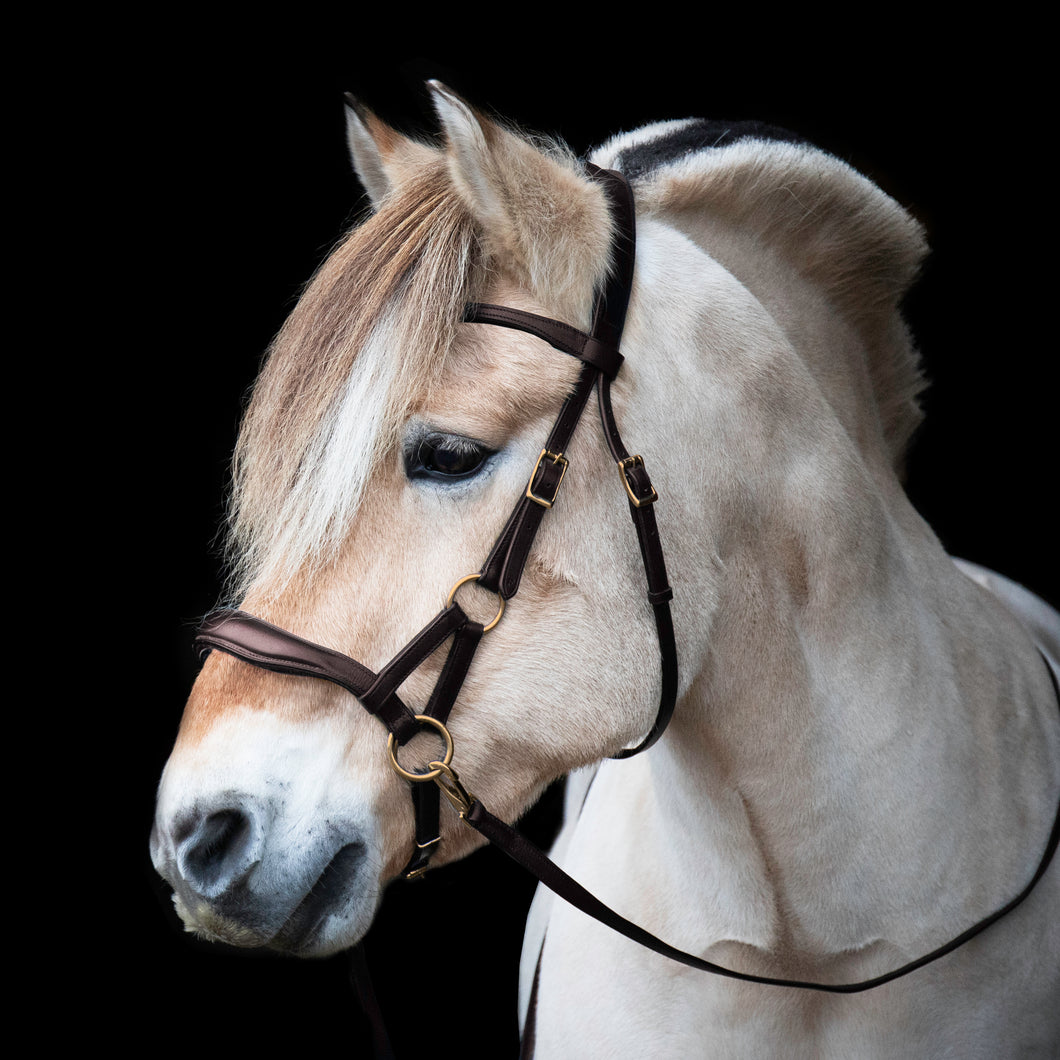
top-left (268, 842), bottom-right (383, 957)
top-left (172, 893), bottom-right (273, 949)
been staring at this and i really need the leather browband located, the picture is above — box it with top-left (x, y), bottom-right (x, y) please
top-left (463, 303), bottom-right (625, 380)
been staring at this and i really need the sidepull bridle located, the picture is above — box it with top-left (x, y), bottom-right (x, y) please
top-left (196, 164), bottom-right (677, 880)
top-left (192, 162), bottom-right (1060, 1009)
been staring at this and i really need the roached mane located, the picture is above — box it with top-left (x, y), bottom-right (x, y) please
top-left (616, 131), bottom-right (929, 472)
top-left (227, 161), bottom-right (479, 595)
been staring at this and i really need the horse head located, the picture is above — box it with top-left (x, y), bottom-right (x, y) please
top-left (151, 85), bottom-right (670, 955)
top-left (152, 84), bottom-right (947, 964)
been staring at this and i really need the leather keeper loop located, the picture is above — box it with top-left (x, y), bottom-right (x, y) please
top-left (647, 586), bottom-right (674, 605)
top-left (578, 336), bottom-right (623, 379)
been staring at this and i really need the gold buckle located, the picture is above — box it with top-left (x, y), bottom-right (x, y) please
top-left (618, 455), bottom-right (658, 508)
top-left (526, 449), bottom-right (568, 509)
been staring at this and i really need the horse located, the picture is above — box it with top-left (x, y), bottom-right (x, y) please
top-left (150, 83), bottom-right (1060, 1057)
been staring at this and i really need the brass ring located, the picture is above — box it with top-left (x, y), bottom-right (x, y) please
top-left (446, 573), bottom-right (505, 632)
top-left (386, 715), bottom-right (455, 782)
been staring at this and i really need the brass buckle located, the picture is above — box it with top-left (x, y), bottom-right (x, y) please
top-left (526, 449), bottom-right (569, 509)
top-left (618, 455), bottom-right (658, 508)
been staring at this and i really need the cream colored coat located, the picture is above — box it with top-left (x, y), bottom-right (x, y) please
top-left (152, 86), bottom-right (1060, 1057)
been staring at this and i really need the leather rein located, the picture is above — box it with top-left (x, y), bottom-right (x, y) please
top-left (193, 163), bottom-right (1060, 1001)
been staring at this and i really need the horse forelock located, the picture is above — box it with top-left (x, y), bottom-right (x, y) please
top-left (227, 163), bottom-right (479, 597)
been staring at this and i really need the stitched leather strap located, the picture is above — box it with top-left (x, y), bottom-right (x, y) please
top-left (464, 304), bottom-right (624, 380)
top-left (466, 784), bottom-right (1060, 992)
top-left (403, 618), bottom-right (485, 879)
top-left (477, 364), bottom-right (599, 599)
top-left (196, 609), bottom-right (421, 744)
top-left (358, 603), bottom-right (467, 728)
top-left (467, 166), bottom-right (677, 758)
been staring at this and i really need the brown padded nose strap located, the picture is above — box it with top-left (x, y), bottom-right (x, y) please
top-left (195, 610), bottom-right (421, 744)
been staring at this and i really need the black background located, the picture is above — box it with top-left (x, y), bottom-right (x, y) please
top-left (91, 20), bottom-right (1055, 1057)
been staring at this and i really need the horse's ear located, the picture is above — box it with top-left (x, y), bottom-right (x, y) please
top-left (428, 81), bottom-right (611, 309)
top-left (343, 94), bottom-right (438, 208)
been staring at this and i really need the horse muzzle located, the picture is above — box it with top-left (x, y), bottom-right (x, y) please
top-left (152, 795), bottom-right (378, 955)
top-left (151, 699), bottom-right (387, 958)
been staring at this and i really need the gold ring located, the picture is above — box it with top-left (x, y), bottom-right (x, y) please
top-left (386, 715), bottom-right (455, 782)
top-left (446, 573), bottom-right (505, 632)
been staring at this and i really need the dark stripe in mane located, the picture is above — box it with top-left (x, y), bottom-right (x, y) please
top-left (614, 119), bottom-right (808, 181)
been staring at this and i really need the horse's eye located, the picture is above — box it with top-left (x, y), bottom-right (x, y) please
top-left (409, 432), bottom-right (493, 481)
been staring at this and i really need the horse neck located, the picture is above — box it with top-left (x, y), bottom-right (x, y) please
top-left (639, 469), bottom-right (1059, 965)
top-left (607, 221), bottom-right (1057, 961)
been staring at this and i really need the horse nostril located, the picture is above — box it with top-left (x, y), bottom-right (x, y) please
top-left (179, 807), bottom-right (257, 897)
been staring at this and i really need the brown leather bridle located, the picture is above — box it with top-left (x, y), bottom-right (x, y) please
top-left (192, 163), bottom-right (1060, 1003)
top-left (196, 165), bottom-right (677, 881)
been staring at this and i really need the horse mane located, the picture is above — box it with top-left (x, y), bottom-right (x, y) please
top-left (228, 161), bottom-right (479, 595)
top-left (597, 120), bottom-right (929, 471)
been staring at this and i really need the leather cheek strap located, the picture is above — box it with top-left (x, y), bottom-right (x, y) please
top-left (477, 363), bottom-right (599, 600)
